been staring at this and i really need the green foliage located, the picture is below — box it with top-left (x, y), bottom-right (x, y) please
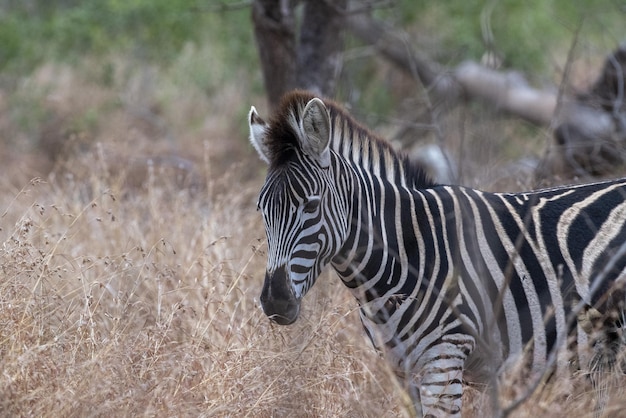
top-left (0, 0), bottom-right (257, 74)
top-left (388, 0), bottom-right (623, 74)
top-left (1, 0), bottom-right (621, 88)
top-left (0, 15), bottom-right (23, 68)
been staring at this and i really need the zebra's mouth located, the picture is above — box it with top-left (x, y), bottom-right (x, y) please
top-left (262, 297), bottom-right (300, 325)
top-left (266, 304), bottom-right (300, 325)
top-left (260, 267), bottom-right (301, 325)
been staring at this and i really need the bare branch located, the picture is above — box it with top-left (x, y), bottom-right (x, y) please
top-left (345, 12), bottom-right (626, 178)
top-left (345, 12), bottom-right (460, 103)
top-left (454, 62), bottom-right (557, 126)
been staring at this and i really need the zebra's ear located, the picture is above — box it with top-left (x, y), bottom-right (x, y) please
top-left (300, 98), bottom-right (331, 168)
top-left (249, 106), bottom-right (271, 164)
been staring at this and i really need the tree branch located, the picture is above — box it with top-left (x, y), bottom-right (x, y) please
top-left (345, 12), bottom-right (460, 103)
top-left (346, 12), bottom-right (626, 177)
top-left (453, 61), bottom-right (557, 126)
top-left (296, 0), bottom-right (347, 96)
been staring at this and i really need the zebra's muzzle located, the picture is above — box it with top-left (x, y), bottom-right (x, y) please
top-left (260, 267), bottom-right (300, 325)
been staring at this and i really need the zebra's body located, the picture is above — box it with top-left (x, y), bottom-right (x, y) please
top-left (249, 90), bottom-right (626, 417)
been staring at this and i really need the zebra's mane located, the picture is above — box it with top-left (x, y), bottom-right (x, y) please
top-left (265, 90), bottom-right (435, 189)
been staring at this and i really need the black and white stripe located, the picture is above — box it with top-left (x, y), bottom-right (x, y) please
top-left (249, 90), bottom-right (626, 416)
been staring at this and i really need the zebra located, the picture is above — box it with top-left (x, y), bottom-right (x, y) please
top-left (248, 90), bottom-right (626, 417)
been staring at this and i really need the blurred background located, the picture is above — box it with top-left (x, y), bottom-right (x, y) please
top-left (0, 0), bottom-right (624, 190)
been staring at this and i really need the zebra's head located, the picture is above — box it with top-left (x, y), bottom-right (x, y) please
top-left (249, 92), bottom-right (350, 325)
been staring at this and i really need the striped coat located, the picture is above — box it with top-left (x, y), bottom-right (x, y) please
top-left (249, 90), bottom-right (626, 417)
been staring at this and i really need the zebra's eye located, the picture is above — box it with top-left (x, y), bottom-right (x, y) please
top-left (303, 197), bottom-right (320, 214)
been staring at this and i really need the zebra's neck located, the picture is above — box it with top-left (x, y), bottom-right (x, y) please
top-left (324, 110), bottom-right (433, 290)
top-left (324, 108), bottom-right (456, 342)
top-left (328, 149), bottom-right (424, 300)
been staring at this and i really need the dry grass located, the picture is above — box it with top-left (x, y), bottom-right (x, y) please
top-left (0, 146), bottom-right (404, 417)
top-left (1, 61), bottom-right (625, 418)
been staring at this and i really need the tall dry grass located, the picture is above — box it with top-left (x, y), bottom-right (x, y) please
top-left (0, 134), bottom-right (407, 417)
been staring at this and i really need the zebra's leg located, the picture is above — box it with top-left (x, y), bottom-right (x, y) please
top-left (580, 304), bottom-right (626, 418)
top-left (588, 330), bottom-right (621, 418)
top-left (414, 347), bottom-right (466, 418)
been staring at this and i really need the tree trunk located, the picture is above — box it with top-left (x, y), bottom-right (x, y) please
top-left (296, 0), bottom-right (347, 96)
top-left (251, 0), bottom-right (297, 110)
top-left (251, 0), bottom-right (347, 111)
